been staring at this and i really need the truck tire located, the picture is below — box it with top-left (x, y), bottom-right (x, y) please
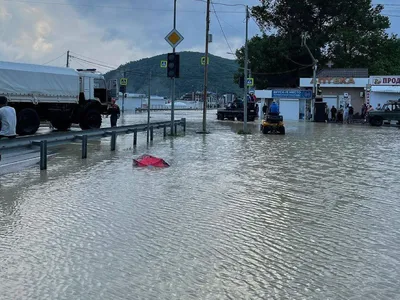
top-left (217, 113), bottom-right (224, 120)
top-left (237, 113), bottom-right (244, 121)
top-left (51, 120), bottom-right (72, 131)
top-left (16, 108), bottom-right (40, 136)
top-left (370, 117), bottom-right (383, 127)
top-left (248, 116), bottom-right (255, 122)
top-left (80, 109), bottom-right (102, 130)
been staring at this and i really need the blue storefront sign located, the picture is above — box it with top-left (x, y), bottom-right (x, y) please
top-left (272, 90), bottom-right (312, 99)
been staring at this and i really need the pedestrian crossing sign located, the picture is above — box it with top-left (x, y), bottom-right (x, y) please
top-left (160, 60), bottom-right (167, 68)
top-left (247, 78), bottom-right (254, 87)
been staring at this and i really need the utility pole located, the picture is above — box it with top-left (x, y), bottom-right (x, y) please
top-left (122, 70), bottom-right (126, 114)
top-left (243, 5), bottom-right (249, 132)
top-left (200, 0), bottom-right (211, 133)
top-left (66, 50), bottom-right (70, 68)
top-left (147, 71), bottom-right (151, 143)
top-left (171, 0), bottom-right (177, 135)
top-left (302, 33), bottom-right (317, 121)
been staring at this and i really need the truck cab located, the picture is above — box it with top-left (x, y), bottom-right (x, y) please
top-left (77, 69), bottom-right (118, 111)
top-left (74, 69), bottom-right (118, 130)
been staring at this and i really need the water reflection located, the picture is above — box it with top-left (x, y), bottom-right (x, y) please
top-left (1, 112), bottom-right (400, 299)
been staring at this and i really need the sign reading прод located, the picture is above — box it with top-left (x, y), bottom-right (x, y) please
top-left (370, 76), bottom-right (400, 85)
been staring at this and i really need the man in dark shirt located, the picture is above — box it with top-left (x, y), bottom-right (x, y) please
top-left (331, 105), bottom-right (337, 122)
top-left (107, 99), bottom-right (120, 127)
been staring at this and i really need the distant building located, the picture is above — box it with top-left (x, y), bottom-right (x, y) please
top-left (116, 92), bottom-right (167, 111)
top-left (179, 91), bottom-right (218, 108)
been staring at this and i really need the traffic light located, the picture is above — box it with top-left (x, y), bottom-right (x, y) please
top-left (119, 85), bottom-right (126, 94)
top-left (167, 53), bottom-right (180, 78)
top-left (239, 75), bottom-right (244, 88)
top-left (317, 83), bottom-right (322, 95)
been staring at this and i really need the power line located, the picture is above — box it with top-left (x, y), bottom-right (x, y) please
top-left (42, 52), bottom-right (65, 65)
top-left (211, 1), bottom-right (234, 54)
top-left (194, 0), bottom-right (244, 7)
top-left (69, 51), bottom-right (118, 69)
top-left (2, 0), bottom-right (243, 14)
top-left (69, 55), bottom-right (115, 70)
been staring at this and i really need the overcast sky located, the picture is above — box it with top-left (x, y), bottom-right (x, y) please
top-left (0, 0), bottom-right (399, 72)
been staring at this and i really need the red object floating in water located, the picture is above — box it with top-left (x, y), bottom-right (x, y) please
top-left (133, 155), bottom-right (170, 168)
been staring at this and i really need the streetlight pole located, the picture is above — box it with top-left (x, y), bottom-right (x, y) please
top-left (302, 33), bottom-right (317, 121)
top-left (243, 5), bottom-right (249, 133)
top-left (122, 70), bottom-right (126, 114)
top-left (171, 0), bottom-right (177, 135)
top-left (147, 71), bottom-right (151, 143)
top-left (200, 0), bottom-right (211, 133)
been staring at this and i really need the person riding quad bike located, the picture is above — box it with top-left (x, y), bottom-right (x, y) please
top-left (269, 100), bottom-right (279, 116)
top-left (261, 100), bottom-right (285, 134)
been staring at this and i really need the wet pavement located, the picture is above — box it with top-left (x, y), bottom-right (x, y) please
top-left (1, 111), bottom-right (400, 299)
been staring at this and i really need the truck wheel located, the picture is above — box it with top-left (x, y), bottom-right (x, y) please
top-left (51, 120), bottom-right (72, 131)
top-left (279, 126), bottom-right (286, 135)
top-left (248, 116), bottom-right (255, 122)
top-left (80, 109), bottom-right (102, 130)
top-left (237, 113), bottom-right (244, 121)
top-left (262, 126), bottom-right (270, 134)
top-left (16, 108), bottom-right (40, 136)
top-left (217, 113), bottom-right (224, 120)
top-left (370, 117), bottom-right (383, 127)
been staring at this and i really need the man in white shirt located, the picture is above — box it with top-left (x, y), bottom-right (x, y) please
top-left (0, 96), bottom-right (17, 139)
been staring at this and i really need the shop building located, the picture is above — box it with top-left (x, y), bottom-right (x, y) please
top-left (367, 76), bottom-right (400, 108)
top-left (254, 89), bottom-right (312, 120)
top-left (300, 68), bottom-right (369, 114)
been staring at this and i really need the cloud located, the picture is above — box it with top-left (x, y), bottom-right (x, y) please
top-left (0, 0), bottom-right (259, 71)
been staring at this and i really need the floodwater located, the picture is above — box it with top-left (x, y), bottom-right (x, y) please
top-left (1, 111), bottom-right (400, 299)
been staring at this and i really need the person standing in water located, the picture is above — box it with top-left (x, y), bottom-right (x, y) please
top-left (0, 96), bottom-right (17, 139)
top-left (107, 99), bottom-right (120, 127)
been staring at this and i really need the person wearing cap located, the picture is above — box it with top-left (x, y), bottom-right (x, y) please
top-left (0, 96), bottom-right (17, 139)
top-left (107, 98), bottom-right (120, 127)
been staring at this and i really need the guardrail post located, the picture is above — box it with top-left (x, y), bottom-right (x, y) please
top-left (82, 135), bottom-right (88, 159)
top-left (181, 118), bottom-right (186, 133)
top-left (111, 131), bottom-right (116, 151)
top-left (133, 129), bottom-right (137, 146)
top-left (150, 126), bottom-right (154, 141)
top-left (163, 125), bottom-right (167, 138)
top-left (174, 123), bottom-right (177, 135)
top-left (32, 140), bottom-right (47, 170)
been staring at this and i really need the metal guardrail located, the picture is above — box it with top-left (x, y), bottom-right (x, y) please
top-left (0, 118), bottom-right (186, 170)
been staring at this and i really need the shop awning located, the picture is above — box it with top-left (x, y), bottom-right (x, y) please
top-left (371, 85), bottom-right (400, 93)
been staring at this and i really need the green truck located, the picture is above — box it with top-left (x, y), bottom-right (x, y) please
top-left (368, 100), bottom-right (400, 126)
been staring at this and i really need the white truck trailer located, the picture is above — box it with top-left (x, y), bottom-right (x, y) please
top-left (0, 61), bottom-right (118, 135)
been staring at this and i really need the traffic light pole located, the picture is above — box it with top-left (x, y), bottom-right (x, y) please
top-left (302, 33), bottom-right (317, 121)
top-left (147, 71), bottom-right (151, 143)
top-left (200, 0), bottom-right (211, 133)
top-left (122, 71), bottom-right (126, 114)
top-left (170, 0), bottom-right (177, 135)
top-left (243, 5), bottom-right (249, 133)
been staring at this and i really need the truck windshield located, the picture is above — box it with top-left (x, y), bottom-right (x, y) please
top-left (94, 79), bottom-right (106, 89)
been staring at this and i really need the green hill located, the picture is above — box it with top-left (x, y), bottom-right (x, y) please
top-left (105, 51), bottom-right (241, 98)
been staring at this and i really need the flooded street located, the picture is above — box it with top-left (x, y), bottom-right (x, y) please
top-left (1, 111), bottom-right (400, 299)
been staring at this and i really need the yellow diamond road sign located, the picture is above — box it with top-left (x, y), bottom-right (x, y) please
top-left (165, 29), bottom-right (184, 48)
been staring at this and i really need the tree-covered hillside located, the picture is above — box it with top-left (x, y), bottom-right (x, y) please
top-left (105, 51), bottom-right (242, 98)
